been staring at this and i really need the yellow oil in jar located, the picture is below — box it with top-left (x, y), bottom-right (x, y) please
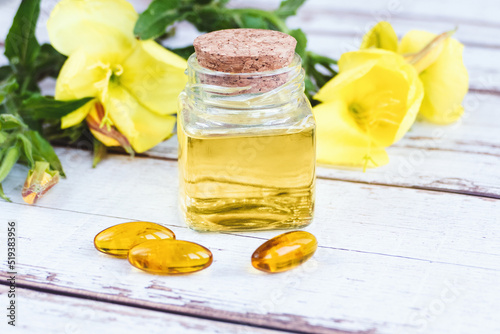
top-left (178, 127), bottom-right (315, 231)
top-left (251, 231), bottom-right (317, 273)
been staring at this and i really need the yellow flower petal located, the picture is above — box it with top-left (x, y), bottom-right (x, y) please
top-left (90, 129), bottom-right (121, 147)
top-left (398, 30), bottom-right (435, 54)
top-left (401, 29), bottom-right (455, 73)
top-left (56, 47), bottom-right (136, 129)
top-left (313, 100), bottom-right (389, 168)
top-left (119, 40), bottom-right (187, 116)
top-left (399, 31), bottom-right (468, 124)
top-left (56, 48), bottom-right (124, 129)
top-left (47, 0), bottom-right (137, 56)
top-left (360, 21), bottom-right (398, 52)
top-left (55, 50), bottom-right (107, 101)
top-left (316, 50), bottom-right (423, 147)
top-left (103, 83), bottom-right (176, 153)
top-left (61, 100), bottom-right (94, 129)
top-left (314, 59), bottom-right (376, 103)
top-left (313, 49), bottom-right (423, 168)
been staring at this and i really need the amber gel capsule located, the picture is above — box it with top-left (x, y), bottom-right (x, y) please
top-left (128, 240), bottom-right (213, 275)
top-left (94, 222), bottom-right (175, 257)
top-left (251, 231), bottom-right (317, 273)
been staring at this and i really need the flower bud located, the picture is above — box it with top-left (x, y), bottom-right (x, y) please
top-left (22, 161), bottom-right (60, 204)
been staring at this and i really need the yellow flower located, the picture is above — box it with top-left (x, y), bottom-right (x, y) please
top-left (362, 22), bottom-right (469, 124)
top-left (313, 49), bottom-right (423, 169)
top-left (47, 0), bottom-right (187, 153)
top-left (360, 21), bottom-right (398, 52)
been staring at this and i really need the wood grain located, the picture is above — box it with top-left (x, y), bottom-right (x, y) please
top-left (1, 1), bottom-right (499, 333)
top-left (0, 286), bottom-right (286, 334)
top-left (143, 91), bottom-right (500, 198)
top-left (1, 155), bottom-right (499, 333)
top-left (2, 149), bottom-right (499, 268)
top-left (4, 0), bottom-right (489, 197)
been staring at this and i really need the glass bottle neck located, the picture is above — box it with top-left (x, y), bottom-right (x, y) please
top-left (182, 53), bottom-right (306, 112)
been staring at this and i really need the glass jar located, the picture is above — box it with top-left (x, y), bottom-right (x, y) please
top-left (178, 53), bottom-right (316, 231)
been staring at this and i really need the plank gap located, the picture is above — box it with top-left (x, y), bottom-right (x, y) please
top-left (0, 279), bottom-right (370, 334)
top-left (42, 144), bottom-right (500, 200)
top-left (3, 199), bottom-right (498, 271)
top-left (314, 176), bottom-right (500, 200)
top-left (136, 151), bottom-right (500, 200)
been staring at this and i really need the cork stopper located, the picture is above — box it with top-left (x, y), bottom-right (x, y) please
top-left (193, 29), bottom-right (297, 73)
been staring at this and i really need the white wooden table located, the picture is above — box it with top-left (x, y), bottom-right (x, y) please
top-left (1, 0), bottom-right (499, 333)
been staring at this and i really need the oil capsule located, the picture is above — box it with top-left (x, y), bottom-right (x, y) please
top-left (94, 222), bottom-right (175, 257)
top-left (128, 240), bottom-right (213, 275)
top-left (251, 231), bottom-right (317, 273)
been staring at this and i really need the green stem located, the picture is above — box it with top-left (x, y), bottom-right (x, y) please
top-left (307, 51), bottom-right (338, 65)
top-left (20, 76), bottom-right (32, 94)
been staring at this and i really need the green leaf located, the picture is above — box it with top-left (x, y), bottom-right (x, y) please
top-left (0, 145), bottom-right (21, 183)
top-left (17, 133), bottom-right (35, 168)
top-left (169, 45), bottom-right (195, 60)
top-left (238, 14), bottom-right (270, 29)
top-left (0, 76), bottom-right (19, 104)
top-left (33, 44), bottom-right (67, 81)
top-left (24, 130), bottom-right (65, 177)
top-left (304, 77), bottom-right (316, 99)
top-left (308, 65), bottom-right (333, 89)
top-left (0, 146), bottom-right (8, 161)
top-left (43, 120), bottom-right (85, 143)
top-left (289, 28), bottom-right (307, 58)
top-left (186, 7), bottom-right (237, 31)
top-left (274, 0), bottom-right (307, 19)
top-left (0, 66), bottom-right (13, 81)
top-left (93, 139), bottom-right (107, 168)
top-left (0, 114), bottom-right (27, 130)
top-left (192, 0), bottom-right (227, 4)
top-left (134, 0), bottom-right (183, 40)
top-left (0, 131), bottom-right (7, 145)
top-left (22, 95), bottom-right (93, 120)
top-left (0, 184), bottom-right (12, 202)
top-left (4, 0), bottom-right (41, 68)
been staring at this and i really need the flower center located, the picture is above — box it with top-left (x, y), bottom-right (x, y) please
top-left (88, 62), bottom-right (124, 100)
top-left (348, 103), bottom-right (369, 131)
top-left (110, 64), bottom-right (124, 83)
top-left (87, 62), bottom-right (125, 130)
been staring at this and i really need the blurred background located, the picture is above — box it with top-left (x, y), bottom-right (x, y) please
top-left (0, 0), bottom-right (498, 94)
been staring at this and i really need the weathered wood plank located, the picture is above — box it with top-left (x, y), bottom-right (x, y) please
top-left (2, 149), bottom-right (499, 269)
top-left (30, 65), bottom-right (500, 197)
top-left (0, 1), bottom-right (498, 334)
top-left (145, 138), bottom-right (500, 198)
top-left (0, 286), bottom-right (285, 334)
top-left (0, 186), bottom-right (499, 333)
top-left (6, 0), bottom-right (496, 198)
top-left (143, 91), bottom-right (500, 197)
top-left (1, 0), bottom-right (498, 196)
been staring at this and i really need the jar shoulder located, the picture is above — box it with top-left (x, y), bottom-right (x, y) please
top-left (179, 96), bottom-right (315, 138)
